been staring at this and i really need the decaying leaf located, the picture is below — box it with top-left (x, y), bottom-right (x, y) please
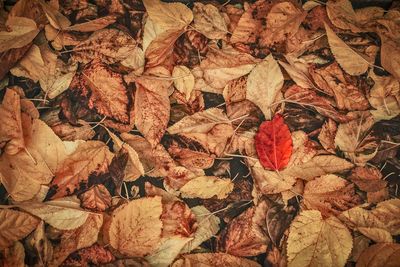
top-left (109, 197), bottom-right (163, 257)
top-left (0, 209), bottom-right (39, 248)
top-left (0, 17), bottom-right (39, 52)
top-left (356, 243), bottom-right (400, 267)
top-left (193, 3), bottom-right (228, 40)
top-left (287, 210), bottom-right (353, 267)
top-left (180, 176), bottom-right (234, 199)
top-left (79, 184), bottom-right (112, 212)
top-left (172, 253), bottom-right (261, 267)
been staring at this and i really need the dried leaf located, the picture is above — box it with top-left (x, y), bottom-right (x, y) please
top-left (356, 243), bottom-right (400, 267)
top-left (193, 3), bottom-right (227, 40)
top-left (65, 15), bottom-right (117, 32)
top-left (16, 196), bottom-right (90, 230)
top-left (287, 210), bottom-right (353, 267)
top-left (49, 141), bottom-right (114, 199)
top-left (172, 253), bottom-right (261, 267)
top-left (0, 17), bottom-right (39, 52)
top-left (326, 0), bottom-right (359, 31)
top-left (79, 185), bottom-right (112, 212)
top-left (255, 114), bottom-right (293, 171)
top-left (72, 28), bottom-right (136, 64)
top-left (63, 244), bottom-right (114, 266)
top-left (180, 176), bottom-right (234, 199)
top-left (172, 65), bottom-right (195, 101)
top-left (135, 67), bottom-right (171, 147)
top-left (380, 37), bottom-right (400, 80)
top-left (324, 23), bottom-right (369, 75)
top-left (37, 0), bottom-right (71, 30)
top-left (50, 214), bottom-right (103, 266)
top-left (0, 241), bottom-right (25, 267)
top-left (0, 209), bottom-right (39, 248)
top-left (318, 119), bottom-right (337, 153)
top-left (146, 237), bottom-right (192, 267)
top-left (348, 166), bottom-right (387, 193)
top-left (246, 55), bottom-right (284, 120)
top-left (303, 174), bottom-right (361, 217)
top-left (109, 197), bottom-right (163, 257)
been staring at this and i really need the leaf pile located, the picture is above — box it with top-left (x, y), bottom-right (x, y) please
top-left (0, 0), bottom-right (400, 266)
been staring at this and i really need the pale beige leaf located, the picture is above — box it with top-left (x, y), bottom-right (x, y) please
top-left (282, 155), bottom-right (354, 181)
top-left (224, 129), bottom-right (256, 157)
top-left (50, 214), bottom-right (103, 267)
top-left (172, 253), bottom-right (261, 267)
top-left (0, 209), bottom-right (39, 248)
top-left (338, 198), bottom-right (400, 235)
top-left (326, 0), bottom-right (360, 31)
top-left (135, 67), bottom-right (171, 147)
top-left (356, 243), bottom-right (400, 267)
top-left (72, 28), bottom-right (136, 64)
top-left (65, 15), bottom-right (117, 32)
top-left (246, 54), bottom-right (284, 119)
top-left (357, 227), bottom-right (393, 243)
top-left (143, 0), bottom-right (193, 32)
top-left (193, 3), bottom-right (227, 40)
top-left (121, 46), bottom-right (145, 76)
top-left (181, 206), bottom-right (220, 253)
top-left (37, 0), bottom-right (71, 30)
top-left (287, 131), bottom-right (317, 167)
top-left (287, 210), bottom-right (352, 267)
top-left (179, 176), bottom-right (234, 199)
top-left (145, 237), bottom-right (192, 267)
top-left (0, 17), bottom-right (39, 52)
top-left (279, 59), bottom-right (313, 89)
top-left (109, 196), bottom-right (163, 257)
top-left (335, 112), bottom-right (378, 165)
top-left (199, 45), bottom-right (258, 92)
top-left (173, 65), bottom-right (194, 101)
top-left (368, 72), bottom-right (400, 121)
top-left (16, 196), bottom-right (90, 230)
top-left (324, 23), bottom-right (369, 75)
top-left (168, 108), bottom-right (230, 134)
top-left (50, 140), bottom-right (114, 199)
top-left (303, 174), bottom-right (361, 217)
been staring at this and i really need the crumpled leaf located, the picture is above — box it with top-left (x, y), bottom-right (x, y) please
top-left (63, 244), bottom-right (114, 266)
top-left (335, 112), bottom-right (378, 165)
top-left (303, 174), bottom-right (361, 217)
top-left (15, 196), bottom-right (90, 230)
top-left (109, 196), bottom-right (163, 257)
top-left (0, 209), bottom-right (39, 248)
top-left (198, 45), bottom-right (258, 93)
top-left (134, 67), bottom-right (171, 147)
top-left (260, 2), bottom-right (307, 46)
top-left (172, 253), bottom-right (261, 267)
top-left (49, 141), bottom-right (114, 199)
top-left (219, 201), bottom-right (269, 257)
top-left (246, 55), bottom-right (284, 120)
top-left (318, 119), bottom-right (337, 153)
top-left (324, 22), bottom-right (369, 75)
top-left (287, 210), bottom-right (353, 267)
top-left (78, 184), bottom-right (112, 212)
top-left (0, 17), bottom-right (39, 52)
top-left (71, 60), bottom-right (129, 123)
top-left (255, 114), bottom-right (293, 170)
top-left (356, 243), bottom-right (400, 267)
top-left (179, 176), bottom-right (234, 199)
top-left (72, 28), bottom-right (137, 64)
top-left (193, 3), bottom-right (227, 40)
top-left (49, 214), bottom-right (103, 267)
top-left (181, 205), bottom-right (220, 253)
top-left (338, 198), bottom-right (400, 236)
top-left (11, 44), bottom-right (77, 99)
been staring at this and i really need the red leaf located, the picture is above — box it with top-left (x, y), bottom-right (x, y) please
top-left (255, 114), bottom-right (293, 170)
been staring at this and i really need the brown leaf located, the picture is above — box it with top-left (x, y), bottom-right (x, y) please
top-left (65, 15), bottom-right (117, 32)
top-left (0, 17), bottom-right (39, 52)
top-left (318, 119), bottom-right (337, 153)
top-left (173, 253), bottom-right (261, 267)
top-left (50, 214), bottom-right (103, 267)
top-left (49, 141), bottom-right (114, 199)
top-left (356, 243), bottom-right (400, 267)
top-left (0, 209), bottom-right (39, 248)
top-left (0, 44), bottom-right (31, 80)
top-left (134, 67), bottom-right (171, 147)
top-left (303, 174), bottom-right (362, 217)
top-left (79, 185), bottom-right (112, 212)
top-left (326, 0), bottom-right (360, 32)
top-left (168, 141), bottom-right (214, 170)
top-left (219, 201), bottom-right (269, 257)
top-left (193, 3), bottom-right (228, 40)
top-left (379, 36), bottom-right (400, 80)
top-left (0, 241), bottom-right (25, 267)
top-left (108, 197), bottom-right (163, 257)
top-left (266, 203), bottom-right (297, 246)
top-left (349, 166), bottom-right (387, 193)
top-left (72, 28), bottom-right (137, 64)
top-left (71, 60), bottom-right (130, 123)
top-left (63, 244), bottom-right (115, 267)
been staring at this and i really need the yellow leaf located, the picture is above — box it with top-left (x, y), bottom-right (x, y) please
top-left (246, 55), bottom-right (283, 120)
top-left (287, 210), bottom-right (352, 267)
top-left (0, 209), bottom-right (39, 248)
top-left (179, 176), bottom-right (234, 199)
top-left (109, 196), bottom-right (163, 257)
top-left (145, 237), bottom-right (192, 267)
top-left (324, 22), bottom-right (369, 75)
top-left (16, 196), bottom-right (90, 230)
